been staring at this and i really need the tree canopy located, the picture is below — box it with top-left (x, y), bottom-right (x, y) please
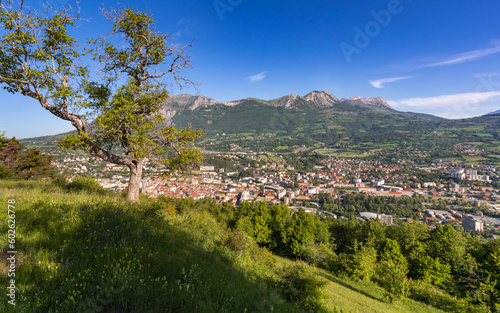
top-left (0, 133), bottom-right (55, 179)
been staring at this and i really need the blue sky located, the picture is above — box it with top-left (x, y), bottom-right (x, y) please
top-left (2, 0), bottom-right (500, 138)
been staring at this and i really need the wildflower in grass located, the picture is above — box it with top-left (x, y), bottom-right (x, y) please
top-left (63, 258), bottom-right (70, 270)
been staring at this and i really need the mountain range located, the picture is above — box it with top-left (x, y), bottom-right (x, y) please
top-left (487, 109), bottom-right (500, 116)
top-left (20, 90), bottom-right (500, 164)
top-left (162, 91), bottom-right (393, 120)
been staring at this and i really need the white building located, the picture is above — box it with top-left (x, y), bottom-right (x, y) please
top-left (449, 169), bottom-right (466, 180)
top-left (462, 215), bottom-right (483, 232)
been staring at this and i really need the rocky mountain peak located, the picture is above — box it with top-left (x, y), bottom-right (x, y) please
top-left (303, 90), bottom-right (339, 107)
top-left (271, 94), bottom-right (302, 108)
top-left (164, 94), bottom-right (221, 110)
top-left (192, 95), bottom-right (221, 110)
top-left (340, 96), bottom-right (392, 110)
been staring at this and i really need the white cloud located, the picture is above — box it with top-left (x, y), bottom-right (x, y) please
top-left (421, 44), bottom-right (500, 68)
top-left (386, 100), bottom-right (399, 108)
top-left (369, 76), bottom-right (414, 89)
top-left (474, 72), bottom-right (498, 78)
top-left (173, 19), bottom-right (197, 38)
top-left (248, 71), bottom-right (267, 83)
top-left (390, 91), bottom-right (500, 109)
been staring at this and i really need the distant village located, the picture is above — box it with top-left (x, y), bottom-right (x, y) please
top-left (52, 153), bottom-right (500, 235)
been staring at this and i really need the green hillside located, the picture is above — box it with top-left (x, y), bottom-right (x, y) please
top-left (19, 99), bottom-right (500, 164)
top-left (167, 99), bottom-right (500, 164)
top-left (0, 180), bottom-right (474, 313)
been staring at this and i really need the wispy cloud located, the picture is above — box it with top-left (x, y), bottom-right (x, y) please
top-left (421, 44), bottom-right (500, 68)
top-left (248, 71), bottom-right (267, 83)
top-left (390, 91), bottom-right (500, 109)
top-left (369, 76), bottom-right (414, 89)
top-left (173, 19), bottom-right (197, 39)
top-left (474, 72), bottom-right (498, 78)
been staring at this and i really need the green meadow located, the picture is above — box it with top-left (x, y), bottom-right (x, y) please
top-left (0, 180), bottom-right (489, 312)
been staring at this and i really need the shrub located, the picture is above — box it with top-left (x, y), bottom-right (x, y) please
top-left (300, 243), bottom-right (337, 269)
top-left (65, 176), bottom-right (104, 194)
top-left (274, 262), bottom-right (327, 312)
top-left (255, 247), bottom-right (277, 268)
top-left (0, 164), bottom-right (11, 179)
top-left (374, 259), bottom-right (410, 303)
top-left (52, 173), bottom-right (70, 187)
top-left (336, 244), bottom-right (377, 282)
top-left (225, 229), bottom-right (253, 253)
top-left (409, 280), bottom-right (488, 313)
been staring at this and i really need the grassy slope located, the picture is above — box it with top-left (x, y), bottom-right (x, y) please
top-left (319, 272), bottom-right (442, 313)
top-left (0, 181), bottom-right (444, 313)
top-left (268, 254), bottom-right (443, 313)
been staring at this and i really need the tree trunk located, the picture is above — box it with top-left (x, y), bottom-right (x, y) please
top-left (126, 160), bottom-right (143, 202)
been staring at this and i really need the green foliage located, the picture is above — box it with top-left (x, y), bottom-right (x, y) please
top-left (274, 262), bottom-right (327, 312)
top-left (377, 238), bottom-right (408, 268)
top-left (1, 180), bottom-right (497, 312)
top-left (0, 163), bottom-right (11, 179)
top-left (52, 173), bottom-right (70, 188)
top-left (65, 176), bottom-right (105, 194)
top-left (288, 209), bottom-right (318, 257)
top-left (375, 259), bottom-right (411, 303)
top-left (0, 3), bottom-right (203, 201)
top-left (426, 225), bottom-right (477, 278)
top-left (373, 239), bottom-right (411, 302)
top-left (338, 242), bottom-right (378, 282)
top-left (0, 180), bottom-right (301, 313)
top-left (409, 280), bottom-right (489, 313)
top-left (0, 136), bottom-right (56, 180)
top-left (411, 251), bottom-right (453, 290)
top-left (225, 229), bottom-right (255, 253)
top-left (300, 243), bottom-right (337, 269)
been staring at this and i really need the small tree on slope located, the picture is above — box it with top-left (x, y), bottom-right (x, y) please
top-left (0, 2), bottom-right (203, 201)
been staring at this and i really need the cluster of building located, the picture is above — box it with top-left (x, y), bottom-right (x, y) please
top-left (449, 168), bottom-right (490, 181)
top-left (50, 151), bottom-right (500, 233)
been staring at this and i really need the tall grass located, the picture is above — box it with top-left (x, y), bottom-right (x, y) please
top-left (0, 180), bottom-right (467, 313)
top-left (0, 180), bottom-right (300, 312)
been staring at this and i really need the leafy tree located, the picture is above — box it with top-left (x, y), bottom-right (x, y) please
top-left (15, 147), bottom-right (55, 179)
top-left (377, 238), bottom-right (407, 268)
top-left (288, 209), bottom-right (316, 257)
top-left (386, 221), bottom-right (429, 256)
top-left (409, 243), bottom-right (453, 289)
top-left (343, 241), bottom-right (377, 281)
top-left (426, 225), bottom-right (476, 277)
top-left (0, 135), bottom-right (22, 170)
top-left (300, 243), bottom-right (336, 269)
top-left (0, 135), bottom-right (55, 179)
top-left (374, 239), bottom-right (410, 302)
top-left (0, 164), bottom-right (10, 179)
top-left (268, 204), bottom-right (294, 254)
top-left (0, 2), bottom-right (202, 201)
top-left (376, 259), bottom-right (410, 303)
